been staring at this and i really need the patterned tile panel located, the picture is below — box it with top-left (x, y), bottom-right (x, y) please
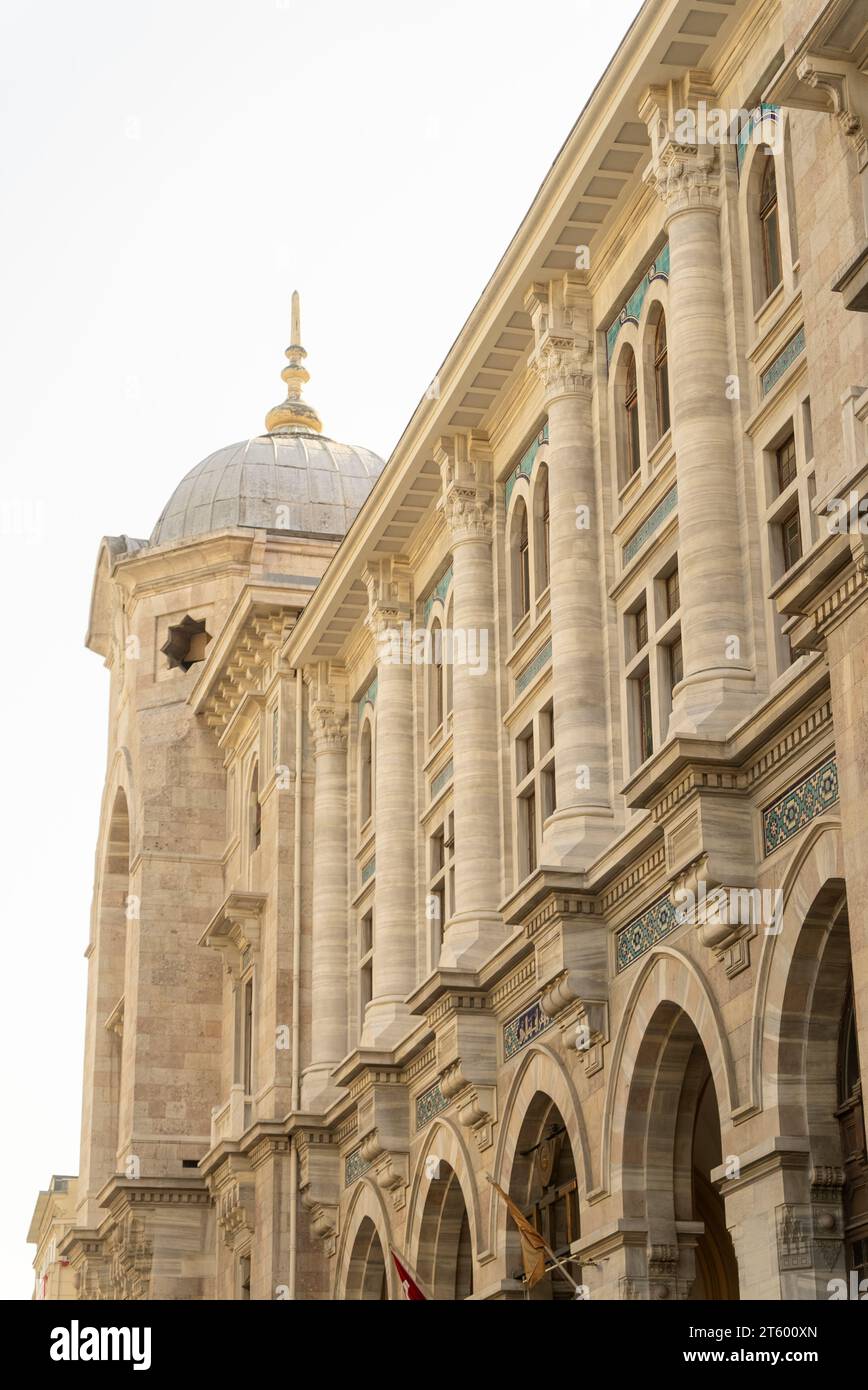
top-left (515, 640), bottom-right (552, 696)
top-left (360, 856), bottom-right (376, 884)
top-left (344, 1147), bottom-right (372, 1186)
top-left (415, 1081), bottom-right (449, 1131)
top-left (615, 894), bottom-right (679, 972)
top-left (503, 1000), bottom-right (553, 1060)
top-left (430, 758), bottom-right (453, 801)
top-left (761, 326), bottom-right (805, 397)
top-left (606, 243), bottom-right (670, 362)
top-left (423, 564), bottom-right (453, 624)
top-left (357, 676), bottom-right (378, 721)
top-left (504, 422), bottom-right (549, 507)
top-left (762, 757), bottom-right (839, 855)
top-left (736, 104), bottom-right (780, 172)
top-left (622, 485), bottom-right (678, 566)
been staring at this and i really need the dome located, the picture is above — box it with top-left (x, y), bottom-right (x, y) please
top-left (149, 291), bottom-right (386, 547)
top-left (150, 432), bottom-right (384, 546)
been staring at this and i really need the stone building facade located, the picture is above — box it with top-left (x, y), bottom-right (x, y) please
top-left (30, 0), bottom-right (868, 1300)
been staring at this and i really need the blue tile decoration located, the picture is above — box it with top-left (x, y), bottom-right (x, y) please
top-left (763, 757), bottom-right (839, 856)
top-left (357, 676), bottom-right (378, 721)
top-left (345, 1147), bottom-right (372, 1186)
top-left (515, 640), bottom-right (552, 696)
top-left (504, 422), bottom-right (549, 507)
top-left (616, 894), bottom-right (679, 972)
top-left (430, 758), bottom-right (453, 801)
top-left (423, 565), bottom-right (453, 624)
top-left (623, 485), bottom-right (678, 566)
top-left (606, 244), bottom-right (670, 362)
top-left (761, 327), bottom-right (805, 397)
top-left (415, 1081), bottom-right (449, 1130)
top-left (503, 1000), bottom-right (553, 1060)
top-left (361, 856), bottom-right (376, 884)
top-left (736, 104), bottom-right (780, 173)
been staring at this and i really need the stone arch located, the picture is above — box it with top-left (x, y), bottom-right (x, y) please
top-left (406, 1118), bottom-right (482, 1288)
top-left (489, 1045), bottom-right (590, 1288)
top-left (506, 483), bottom-right (532, 629)
top-left (637, 283), bottom-right (671, 453)
top-left (608, 325), bottom-right (644, 489)
top-left (739, 113), bottom-right (797, 313)
top-left (603, 947), bottom-right (737, 1201)
top-left (334, 1179), bottom-right (396, 1300)
top-left (529, 458), bottom-right (550, 596)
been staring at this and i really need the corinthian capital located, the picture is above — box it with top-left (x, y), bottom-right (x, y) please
top-left (362, 555), bottom-right (412, 637)
top-left (526, 273), bottom-right (593, 403)
top-left (646, 139), bottom-right (721, 215)
top-left (532, 336), bottom-right (592, 402)
top-left (436, 432), bottom-right (493, 544)
top-left (304, 662), bottom-right (348, 753)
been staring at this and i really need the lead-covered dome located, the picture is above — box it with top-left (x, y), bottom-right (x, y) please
top-left (149, 291), bottom-right (385, 547)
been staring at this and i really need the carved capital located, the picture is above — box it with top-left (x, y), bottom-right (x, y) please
top-left (363, 556), bottom-right (412, 639)
top-left (525, 273), bottom-right (593, 403)
top-left (435, 432), bottom-right (493, 545)
top-left (646, 139), bottom-right (721, 215)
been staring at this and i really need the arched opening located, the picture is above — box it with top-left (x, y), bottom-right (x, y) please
top-left (507, 1093), bottom-right (580, 1300)
top-left (759, 151), bottom-right (782, 299)
top-left (359, 719), bottom-right (373, 826)
top-left (509, 497), bottom-right (531, 627)
top-left (345, 1216), bottom-right (389, 1300)
top-left (623, 1002), bottom-right (739, 1300)
top-left (417, 1160), bottom-right (474, 1299)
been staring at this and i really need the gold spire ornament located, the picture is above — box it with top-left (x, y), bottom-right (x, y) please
top-left (265, 290), bottom-right (323, 435)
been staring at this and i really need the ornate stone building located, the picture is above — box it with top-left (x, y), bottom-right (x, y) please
top-left (31, 0), bottom-right (868, 1300)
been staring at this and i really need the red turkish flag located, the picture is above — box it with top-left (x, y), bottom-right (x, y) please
top-left (391, 1249), bottom-right (426, 1300)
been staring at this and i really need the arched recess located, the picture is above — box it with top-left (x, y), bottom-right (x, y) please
top-left (507, 487), bottom-right (532, 630)
top-left (490, 1046), bottom-right (591, 1293)
top-left (426, 614), bottom-right (445, 738)
top-left (506, 1091), bottom-right (581, 1300)
top-left (334, 1180), bottom-right (396, 1300)
top-left (739, 118), bottom-right (798, 313)
top-left (757, 820), bottom-right (866, 1278)
top-left (616, 997), bottom-right (739, 1299)
top-left (639, 288), bottom-right (671, 453)
top-left (531, 462), bottom-right (550, 596)
top-left (358, 712), bottom-right (374, 828)
top-left (608, 329), bottom-right (644, 492)
top-left (79, 768), bottom-right (134, 1216)
top-left (406, 1118), bottom-right (482, 1298)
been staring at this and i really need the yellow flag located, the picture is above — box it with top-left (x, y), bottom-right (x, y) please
top-left (488, 1178), bottom-right (549, 1289)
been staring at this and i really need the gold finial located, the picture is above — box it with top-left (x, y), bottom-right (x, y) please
top-left (265, 290), bottom-right (323, 435)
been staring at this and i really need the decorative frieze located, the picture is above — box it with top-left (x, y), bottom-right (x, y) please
top-left (423, 564), bottom-right (453, 623)
top-left (430, 758), bottom-right (453, 801)
top-left (761, 326), bottom-right (805, 397)
top-left (762, 756), bottom-right (839, 855)
top-left (503, 999), bottom-right (553, 1059)
top-left (515, 640), bottom-right (552, 696)
top-left (623, 485), bottom-right (678, 566)
top-left (615, 895), bottom-right (679, 972)
top-left (415, 1080), bottom-right (449, 1131)
top-left (504, 423), bottom-right (549, 507)
top-left (344, 1147), bottom-right (372, 1187)
top-left (605, 243), bottom-right (670, 361)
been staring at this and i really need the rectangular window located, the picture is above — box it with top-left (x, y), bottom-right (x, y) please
top-left (638, 671), bottom-right (653, 762)
top-left (523, 789), bottom-right (537, 875)
top-left (428, 822), bottom-right (453, 958)
top-left (781, 509), bottom-right (802, 571)
top-left (516, 725), bottom-right (534, 780)
top-left (359, 910), bottom-right (373, 1023)
top-left (242, 977), bottom-right (254, 1095)
top-left (776, 434), bottom-right (797, 492)
top-left (635, 602), bottom-right (648, 652)
top-left (669, 637), bottom-right (683, 694)
top-left (665, 568), bottom-right (680, 618)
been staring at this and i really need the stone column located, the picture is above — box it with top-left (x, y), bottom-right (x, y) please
top-left (640, 90), bottom-right (754, 737)
top-left (528, 276), bottom-right (613, 868)
top-left (361, 557), bottom-right (416, 1047)
top-left (301, 663), bottom-right (348, 1109)
top-left (436, 432), bottom-right (507, 968)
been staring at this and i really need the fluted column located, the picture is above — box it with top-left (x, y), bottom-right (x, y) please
top-left (360, 557), bottom-right (416, 1048)
top-left (640, 88), bottom-right (754, 736)
top-left (301, 663), bottom-right (348, 1109)
top-left (528, 277), bottom-right (614, 868)
top-left (436, 432), bottom-right (507, 968)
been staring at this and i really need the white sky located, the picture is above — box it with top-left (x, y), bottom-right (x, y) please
top-left (0, 0), bottom-right (641, 1298)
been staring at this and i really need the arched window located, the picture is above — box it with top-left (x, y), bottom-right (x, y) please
top-left (428, 618), bottom-right (444, 735)
top-left (249, 764), bottom-right (261, 853)
top-left (359, 720), bottom-right (373, 825)
top-left (654, 314), bottom-right (670, 439)
top-left (535, 465), bottom-right (550, 593)
top-left (624, 348), bottom-right (640, 478)
top-left (516, 500), bottom-right (531, 620)
top-left (759, 154), bottom-right (782, 299)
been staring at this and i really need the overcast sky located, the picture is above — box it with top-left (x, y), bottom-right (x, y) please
top-left (0, 0), bottom-right (641, 1298)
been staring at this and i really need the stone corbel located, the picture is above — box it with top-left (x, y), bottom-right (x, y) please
top-left (797, 57), bottom-right (867, 170)
top-left (664, 793), bottom-right (758, 977)
top-left (669, 853), bottom-right (755, 977)
top-left (296, 1128), bottom-right (340, 1256)
top-left (355, 1076), bottom-right (410, 1210)
top-left (440, 1060), bottom-right (497, 1151)
top-left (528, 892), bottom-right (609, 1071)
top-left (212, 1156), bottom-right (257, 1252)
top-left (359, 1128), bottom-right (410, 1208)
top-left (199, 890), bottom-right (267, 974)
